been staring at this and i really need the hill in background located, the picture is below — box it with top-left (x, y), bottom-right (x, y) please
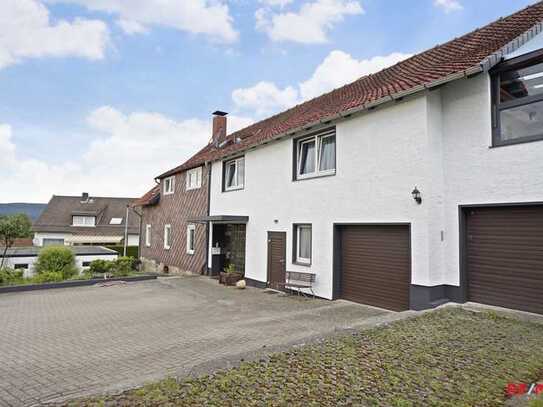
top-left (0, 203), bottom-right (47, 221)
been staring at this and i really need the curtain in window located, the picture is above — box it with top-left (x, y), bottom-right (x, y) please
top-left (299, 141), bottom-right (315, 174)
top-left (299, 226), bottom-right (311, 260)
top-left (319, 136), bottom-right (335, 171)
top-left (227, 162), bottom-right (236, 187)
top-left (237, 158), bottom-right (245, 186)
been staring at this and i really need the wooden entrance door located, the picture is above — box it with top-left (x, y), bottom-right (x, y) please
top-left (267, 231), bottom-right (286, 290)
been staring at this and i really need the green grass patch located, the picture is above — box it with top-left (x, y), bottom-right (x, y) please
top-left (58, 308), bottom-right (543, 406)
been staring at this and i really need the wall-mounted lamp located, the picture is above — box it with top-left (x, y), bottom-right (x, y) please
top-left (412, 187), bottom-right (422, 204)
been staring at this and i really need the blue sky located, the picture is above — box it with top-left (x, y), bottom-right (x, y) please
top-left (0, 0), bottom-right (537, 202)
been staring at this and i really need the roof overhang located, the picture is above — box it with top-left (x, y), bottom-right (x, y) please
top-left (189, 215), bottom-right (249, 224)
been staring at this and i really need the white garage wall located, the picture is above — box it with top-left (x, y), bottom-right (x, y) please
top-left (440, 73), bottom-right (543, 286)
top-left (210, 95), bottom-right (437, 299)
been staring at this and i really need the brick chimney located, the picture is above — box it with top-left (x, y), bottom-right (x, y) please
top-left (212, 111), bottom-right (228, 145)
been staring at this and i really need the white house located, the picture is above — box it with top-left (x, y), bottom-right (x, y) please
top-left (33, 194), bottom-right (140, 248)
top-left (161, 3), bottom-right (543, 314)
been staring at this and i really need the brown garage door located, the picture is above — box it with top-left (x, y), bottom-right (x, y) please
top-left (466, 205), bottom-right (543, 314)
top-left (339, 225), bottom-right (410, 311)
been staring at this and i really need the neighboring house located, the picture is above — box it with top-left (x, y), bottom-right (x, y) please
top-left (33, 193), bottom-right (140, 248)
top-left (0, 246), bottom-right (118, 278)
top-left (142, 2), bottom-right (543, 315)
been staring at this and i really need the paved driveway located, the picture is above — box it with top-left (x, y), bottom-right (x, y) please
top-left (0, 276), bottom-right (390, 406)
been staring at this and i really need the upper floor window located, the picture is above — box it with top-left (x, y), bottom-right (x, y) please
top-left (492, 50), bottom-right (543, 146)
top-left (223, 157), bottom-right (245, 191)
top-left (163, 176), bottom-right (175, 195)
top-left (145, 224), bottom-right (151, 247)
top-left (295, 129), bottom-right (336, 180)
top-left (72, 216), bottom-right (95, 227)
top-left (186, 167), bottom-right (202, 190)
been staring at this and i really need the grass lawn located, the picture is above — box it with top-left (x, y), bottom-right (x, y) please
top-left (59, 308), bottom-right (543, 407)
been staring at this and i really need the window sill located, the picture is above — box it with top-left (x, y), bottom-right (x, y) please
top-left (490, 135), bottom-right (543, 148)
top-left (163, 192), bottom-right (175, 196)
top-left (294, 261), bottom-right (311, 267)
top-left (164, 247), bottom-right (171, 251)
top-left (295, 171), bottom-right (335, 182)
top-left (187, 251), bottom-right (195, 255)
top-left (186, 186), bottom-right (201, 191)
top-left (224, 186), bottom-right (244, 193)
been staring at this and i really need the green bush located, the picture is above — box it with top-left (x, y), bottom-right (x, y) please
top-left (105, 246), bottom-right (139, 258)
top-left (111, 257), bottom-right (135, 277)
top-left (31, 271), bottom-right (64, 284)
top-left (89, 259), bottom-right (112, 275)
top-left (34, 246), bottom-right (77, 279)
top-left (0, 267), bottom-right (25, 286)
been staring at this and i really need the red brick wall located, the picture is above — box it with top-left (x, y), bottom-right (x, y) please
top-left (140, 166), bottom-right (208, 274)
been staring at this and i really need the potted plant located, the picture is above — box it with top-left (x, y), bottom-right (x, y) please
top-left (220, 263), bottom-right (243, 286)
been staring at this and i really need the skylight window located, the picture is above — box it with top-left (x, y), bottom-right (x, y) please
top-left (110, 218), bottom-right (123, 225)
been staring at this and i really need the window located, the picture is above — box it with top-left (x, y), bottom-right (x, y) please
top-left (223, 157), bottom-right (245, 191)
top-left (293, 224), bottom-right (312, 265)
top-left (72, 216), bottom-right (95, 227)
top-left (163, 176), bottom-right (175, 195)
top-left (295, 129), bottom-right (336, 180)
top-left (492, 51), bottom-right (543, 146)
top-left (14, 264), bottom-right (28, 270)
top-left (164, 224), bottom-right (172, 250)
top-left (43, 238), bottom-right (64, 246)
top-left (145, 224), bottom-right (151, 247)
top-left (186, 224), bottom-right (196, 254)
top-left (82, 261), bottom-right (91, 268)
top-left (110, 217), bottom-right (123, 225)
top-left (186, 167), bottom-right (202, 190)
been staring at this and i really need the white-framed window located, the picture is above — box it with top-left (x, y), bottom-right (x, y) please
top-left (145, 224), bottom-right (151, 247)
top-left (294, 224), bottom-right (312, 265)
top-left (186, 167), bottom-right (202, 190)
top-left (110, 217), bottom-right (123, 225)
top-left (163, 176), bottom-right (175, 195)
top-left (224, 157), bottom-right (245, 191)
top-left (72, 216), bottom-right (96, 227)
top-left (164, 224), bottom-right (172, 250)
top-left (296, 129), bottom-right (336, 180)
top-left (186, 224), bottom-right (196, 255)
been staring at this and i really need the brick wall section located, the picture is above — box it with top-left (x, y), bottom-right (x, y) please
top-left (140, 166), bottom-right (208, 274)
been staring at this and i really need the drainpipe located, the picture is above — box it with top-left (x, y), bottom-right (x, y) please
top-left (204, 161), bottom-right (212, 275)
top-left (123, 205), bottom-right (129, 257)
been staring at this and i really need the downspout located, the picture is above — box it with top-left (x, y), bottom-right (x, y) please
top-left (132, 205), bottom-right (143, 261)
top-left (204, 161), bottom-right (212, 275)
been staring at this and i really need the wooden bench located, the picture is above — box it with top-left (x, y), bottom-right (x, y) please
top-left (279, 271), bottom-right (316, 298)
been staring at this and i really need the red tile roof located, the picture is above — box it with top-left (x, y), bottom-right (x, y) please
top-left (158, 1), bottom-right (543, 179)
top-left (133, 185), bottom-right (160, 207)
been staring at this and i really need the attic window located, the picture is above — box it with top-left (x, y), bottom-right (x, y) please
top-left (72, 216), bottom-right (95, 227)
top-left (110, 218), bottom-right (123, 225)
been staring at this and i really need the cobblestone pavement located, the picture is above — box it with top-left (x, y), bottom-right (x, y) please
top-left (0, 276), bottom-right (390, 406)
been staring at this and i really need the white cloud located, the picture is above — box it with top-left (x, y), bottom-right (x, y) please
top-left (232, 82), bottom-right (299, 116)
top-left (0, 0), bottom-right (109, 69)
top-left (256, 0), bottom-right (363, 44)
top-left (259, 0), bottom-right (293, 7)
top-left (232, 50), bottom-right (411, 117)
top-left (0, 109), bottom-right (253, 202)
top-left (434, 0), bottom-right (463, 13)
top-left (46, 0), bottom-right (239, 43)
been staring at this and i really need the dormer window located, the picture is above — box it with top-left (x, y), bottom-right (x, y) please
top-left (72, 216), bottom-right (95, 227)
top-left (163, 176), bottom-right (175, 195)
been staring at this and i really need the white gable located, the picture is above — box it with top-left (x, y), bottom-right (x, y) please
top-left (505, 30), bottom-right (543, 60)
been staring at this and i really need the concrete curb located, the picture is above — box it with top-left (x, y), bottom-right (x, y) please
top-left (0, 274), bottom-right (157, 294)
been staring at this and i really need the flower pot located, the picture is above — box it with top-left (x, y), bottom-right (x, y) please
top-left (224, 272), bottom-right (243, 286)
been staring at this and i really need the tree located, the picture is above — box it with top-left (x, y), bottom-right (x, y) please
top-left (0, 214), bottom-right (33, 269)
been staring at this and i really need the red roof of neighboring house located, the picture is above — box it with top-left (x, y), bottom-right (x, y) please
top-left (158, 1), bottom-right (543, 179)
top-left (133, 185), bottom-right (160, 207)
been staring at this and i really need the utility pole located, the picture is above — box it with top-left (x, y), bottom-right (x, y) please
top-left (123, 205), bottom-right (129, 257)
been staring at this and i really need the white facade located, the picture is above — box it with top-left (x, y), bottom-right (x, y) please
top-left (208, 65), bottom-right (543, 300)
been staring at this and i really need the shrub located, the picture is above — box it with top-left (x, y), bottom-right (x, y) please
top-left (0, 267), bottom-right (24, 286)
top-left (105, 246), bottom-right (139, 258)
top-left (89, 259), bottom-right (112, 275)
top-left (34, 246), bottom-right (77, 279)
top-left (111, 257), bottom-right (135, 277)
top-left (31, 271), bottom-right (64, 284)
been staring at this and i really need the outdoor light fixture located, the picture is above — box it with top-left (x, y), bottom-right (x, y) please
top-left (412, 187), bottom-right (422, 204)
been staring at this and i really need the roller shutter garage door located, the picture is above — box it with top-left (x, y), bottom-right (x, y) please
top-left (466, 205), bottom-right (543, 315)
top-left (339, 225), bottom-right (410, 311)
